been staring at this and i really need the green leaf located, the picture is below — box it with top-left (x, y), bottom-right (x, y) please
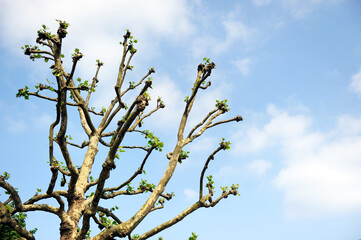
top-left (16, 86), bottom-right (30, 100)
top-left (2, 172), bottom-right (10, 180)
top-left (189, 232), bottom-right (198, 240)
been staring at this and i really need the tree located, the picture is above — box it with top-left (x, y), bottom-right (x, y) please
top-left (0, 20), bottom-right (242, 240)
top-left (0, 189), bottom-right (38, 240)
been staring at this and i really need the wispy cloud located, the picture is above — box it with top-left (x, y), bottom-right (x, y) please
top-left (253, 0), bottom-right (272, 7)
top-left (0, 0), bottom-right (196, 101)
top-left (4, 115), bottom-right (27, 133)
top-left (146, 75), bottom-right (185, 130)
top-left (247, 159), bottom-right (272, 176)
top-left (233, 104), bottom-right (361, 217)
top-left (191, 18), bottom-right (257, 58)
top-left (184, 188), bottom-right (198, 201)
top-left (215, 20), bottom-right (256, 54)
top-left (350, 68), bottom-right (361, 97)
top-left (0, 0), bottom-right (195, 48)
top-left (32, 113), bottom-right (53, 130)
top-left (232, 57), bottom-right (252, 76)
top-left (278, 0), bottom-right (342, 19)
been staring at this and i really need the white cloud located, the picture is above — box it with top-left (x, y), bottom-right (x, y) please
top-left (279, 0), bottom-right (323, 18)
top-left (234, 105), bottom-right (361, 216)
top-left (253, 0), bottom-right (272, 7)
top-left (184, 188), bottom-right (198, 201)
top-left (0, 0), bottom-right (196, 99)
top-left (32, 113), bottom-right (53, 130)
top-left (191, 19), bottom-right (257, 58)
top-left (235, 104), bottom-right (313, 153)
top-left (335, 115), bottom-right (361, 136)
top-left (350, 68), bottom-right (361, 97)
top-left (215, 20), bottom-right (256, 54)
top-left (247, 159), bottom-right (272, 176)
top-left (217, 165), bottom-right (240, 178)
top-left (188, 137), bottom-right (217, 153)
top-left (145, 75), bottom-right (185, 130)
top-left (232, 58), bottom-right (252, 76)
top-left (0, 0), bottom-right (195, 48)
top-left (4, 115), bottom-right (27, 133)
top-left (0, 0), bottom-right (200, 136)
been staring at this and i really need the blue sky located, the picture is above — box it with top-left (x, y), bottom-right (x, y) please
top-left (1, 0), bottom-right (361, 239)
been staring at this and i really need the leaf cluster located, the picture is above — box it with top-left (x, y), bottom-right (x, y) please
top-left (0, 202), bottom-right (37, 239)
top-left (16, 86), bottom-right (30, 100)
top-left (206, 175), bottom-right (215, 190)
top-left (137, 179), bottom-right (156, 192)
top-left (215, 99), bottom-right (230, 112)
top-left (144, 130), bottom-right (164, 151)
top-left (219, 138), bottom-right (231, 150)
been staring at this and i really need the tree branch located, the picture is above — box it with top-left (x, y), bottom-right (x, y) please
top-left (137, 201), bottom-right (203, 240)
top-left (187, 107), bottom-right (218, 138)
top-left (103, 147), bottom-right (154, 193)
top-left (199, 145), bottom-right (223, 200)
top-left (0, 175), bottom-right (22, 211)
top-left (0, 202), bottom-right (35, 240)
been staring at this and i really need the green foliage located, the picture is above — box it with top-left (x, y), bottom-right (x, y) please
top-left (114, 147), bottom-right (125, 160)
top-left (34, 82), bottom-right (55, 93)
top-left (129, 81), bottom-right (135, 89)
top-left (85, 192), bottom-right (94, 199)
top-left (144, 130), bottom-right (163, 151)
top-left (2, 172), bottom-right (10, 180)
top-left (215, 99), bottom-right (229, 112)
top-left (76, 77), bottom-right (96, 93)
top-left (184, 96), bottom-right (189, 103)
top-left (37, 24), bottom-right (55, 40)
top-left (203, 57), bottom-right (210, 65)
top-left (100, 215), bottom-right (117, 228)
top-left (52, 159), bottom-right (69, 172)
top-left (16, 86), bottom-right (30, 100)
top-left (231, 183), bottom-right (240, 191)
top-left (206, 175), bottom-right (215, 189)
top-left (220, 186), bottom-right (229, 192)
top-left (126, 183), bottom-right (134, 193)
top-left (138, 179), bottom-right (156, 192)
top-left (0, 202), bottom-right (37, 239)
top-left (219, 138), bottom-right (231, 150)
top-left (56, 19), bottom-right (70, 29)
top-left (77, 227), bottom-right (91, 239)
top-left (85, 229), bottom-right (91, 239)
top-left (178, 150), bottom-right (190, 164)
top-left (21, 44), bottom-right (38, 51)
top-left (109, 206), bottom-right (119, 211)
top-left (143, 91), bottom-right (151, 101)
top-left (157, 97), bottom-right (164, 106)
top-left (221, 184), bottom-right (240, 196)
top-left (132, 234), bottom-right (140, 239)
top-left (189, 232), bottom-right (198, 240)
top-left (52, 67), bottom-right (63, 77)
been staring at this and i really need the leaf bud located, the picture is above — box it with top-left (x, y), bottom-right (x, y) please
top-left (236, 115), bottom-right (243, 122)
top-left (197, 63), bottom-right (205, 72)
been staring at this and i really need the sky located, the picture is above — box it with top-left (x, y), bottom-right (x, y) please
top-left (0, 0), bottom-right (361, 239)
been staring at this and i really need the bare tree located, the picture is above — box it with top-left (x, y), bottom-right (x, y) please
top-left (0, 20), bottom-right (242, 240)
